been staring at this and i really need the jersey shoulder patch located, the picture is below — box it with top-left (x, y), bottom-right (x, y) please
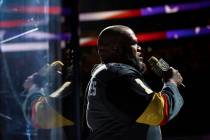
top-left (135, 78), bottom-right (153, 94)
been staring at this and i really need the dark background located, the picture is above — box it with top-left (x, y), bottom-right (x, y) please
top-left (79, 0), bottom-right (210, 139)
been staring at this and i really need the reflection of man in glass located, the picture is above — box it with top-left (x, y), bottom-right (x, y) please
top-left (22, 72), bottom-right (45, 139)
top-left (22, 61), bottom-right (73, 140)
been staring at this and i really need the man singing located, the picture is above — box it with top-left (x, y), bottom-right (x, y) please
top-left (85, 25), bottom-right (184, 140)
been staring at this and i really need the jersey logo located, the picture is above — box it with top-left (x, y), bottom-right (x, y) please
top-left (89, 80), bottom-right (97, 96)
top-left (135, 78), bottom-right (153, 94)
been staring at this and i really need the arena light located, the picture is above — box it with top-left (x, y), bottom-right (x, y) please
top-left (1, 6), bottom-right (71, 15)
top-left (0, 28), bottom-right (39, 44)
top-left (79, 1), bottom-right (210, 21)
top-left (80, 25), bottom-right (210, 47)
top-left (1, 31), bottom-right (71, 42)
top-left (0, 19), bottom-right (29, 28)
top-left (1, 26), bottom-right (209, 47)
top-left (9, 6), bottom-right (61, 14)
top-left (0, 18), bottom-right (50, 28)
top-left (1, 42), bottom-right (49, 52)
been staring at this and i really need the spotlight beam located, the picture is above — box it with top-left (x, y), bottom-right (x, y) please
top-left (0, 27), bottom-right (39, 44)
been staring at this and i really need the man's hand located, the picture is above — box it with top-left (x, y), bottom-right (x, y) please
top-left (49, 81), bottom-right (71, 98)
top-left (168, 67), bottom-right (183, 86)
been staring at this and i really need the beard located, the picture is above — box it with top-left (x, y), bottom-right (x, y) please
top-left (137, 60), bottom-right (147, 73)
top-left (132, 57), bottom-right (147, 73)
top-left (124, 55), bottom-right (147, 74)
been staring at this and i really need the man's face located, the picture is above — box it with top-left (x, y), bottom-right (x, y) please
top-left (97, 26), bottom-right (146, 72)
top-left (128, 30), bottom-right (146, 72)
top-left (23, 74), bottom-right (34, 90)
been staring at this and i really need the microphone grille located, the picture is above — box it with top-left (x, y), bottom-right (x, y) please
top-left (148, 56), bottom-right (162, 77)
top-left (39, 61), bottom-right (64, 77)
top-left (148, 56), bottom-right (158, 67)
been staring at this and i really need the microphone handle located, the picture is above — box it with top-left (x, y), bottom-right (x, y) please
top-left (180, 83), bottom-right (186, 88)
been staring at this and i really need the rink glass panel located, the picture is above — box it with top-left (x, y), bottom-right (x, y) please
top-left (0, 0), bottom-right (77, 140)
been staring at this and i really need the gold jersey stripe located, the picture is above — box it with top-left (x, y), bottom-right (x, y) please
top-left (34, 97), bottom-right (74, 129)
top-left (136, 92), bottom-right (165, 125)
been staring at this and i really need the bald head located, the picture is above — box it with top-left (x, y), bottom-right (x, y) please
top-left (97, 25), bottom-right (137, 63)
top-left (97, 25), bottom-right (146, 73)
top-left (98, 25), bottom-right (136, 48)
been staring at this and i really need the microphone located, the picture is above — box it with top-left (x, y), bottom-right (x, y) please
top-left (148, 56), bottom-right (185, 87)
top-left (29, 61), bottom-right (64, 87)
top-left (38, 61), bottom-right (64, 77)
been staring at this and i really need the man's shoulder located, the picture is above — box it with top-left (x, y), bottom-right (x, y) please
top-left (90, 63), bottom-right (141, 81)
top-left (107, 63), bottom-right (139, 76)
top-left (91, 64), bottom-right (107, 77)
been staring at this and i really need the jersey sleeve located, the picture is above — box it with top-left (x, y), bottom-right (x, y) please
top-left (22, 92), bottom-right (43, 125)
top-left (160, 82), bottom-right (184, 124)
top-left (31, 96), bottom-right (74, 129)
top-left (133, 79), bottom-right (184, 126)
top-left (106, 74), bottom-right (183, 126)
